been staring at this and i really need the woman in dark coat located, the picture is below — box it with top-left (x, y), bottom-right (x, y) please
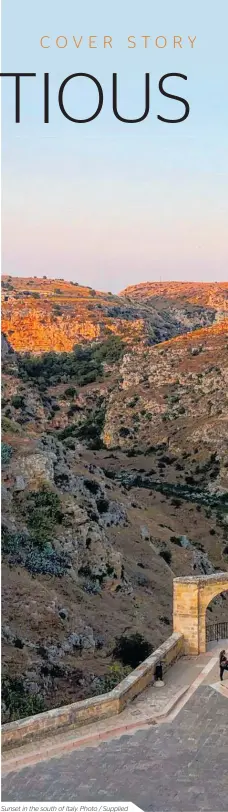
top-left (219, 650), bottom-right (228, 681)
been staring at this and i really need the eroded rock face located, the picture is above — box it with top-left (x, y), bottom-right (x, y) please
top-left (11, 452), bottom-right (56, 488)
top-left (192, 550), bottom-right (215, 576)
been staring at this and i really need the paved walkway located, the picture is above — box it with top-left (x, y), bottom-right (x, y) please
top-left (2, 644), bottom-right (228, 809)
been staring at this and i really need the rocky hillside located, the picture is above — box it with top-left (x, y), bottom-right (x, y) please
top-left (1, 278), bottom-right (228, 724)
top-left (122, 281), bottom-right (228, 335)
top-left (121, 281), bottom-right (228, 313)
top-left (2, 277), bottom-right (228, 354)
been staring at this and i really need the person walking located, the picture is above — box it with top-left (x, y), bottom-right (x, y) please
top-left (219, 650), bottom-right (228, 681)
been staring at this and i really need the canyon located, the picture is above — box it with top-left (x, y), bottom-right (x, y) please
top-left (1, 276), bottom-right (228, 723)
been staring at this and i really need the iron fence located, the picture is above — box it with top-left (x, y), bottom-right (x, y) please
top-left (206, 621), bottom-right (228, 643)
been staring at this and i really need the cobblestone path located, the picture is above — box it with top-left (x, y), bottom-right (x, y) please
top-left (2, 686), bottom-right (228, 811)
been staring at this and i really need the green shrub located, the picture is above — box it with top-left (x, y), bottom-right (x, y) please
top-left (1, 528), bottom-right (71, 576)
top-left (2, 416), bottom-right (20, 433)
top-left (93, 335), bottom-right (124, 364)
top-left (20, 486), bottom-right (63, 546)
top-left (1, 677), bottom-right (45, 722)
top-left (18, 347), bottom-right (102, 387)
top-left (64, 386), bottom-right (77, 399)
top-left (1, 442), bottom-right (13, 464)
top-left (91, 663), bottom-right (131, 695)
top-left (17, 339), bottom-right (124, 392)
top-left (11, 394), bottom-right (24, 409)
top-left (113, 633), bottom-right (153, 668)
top-left (63, 438), bottom-right (76, 449)
top-left (58, 406), bottom-right (105, 449)
top-left (76, 408), bottom-right (106, 449)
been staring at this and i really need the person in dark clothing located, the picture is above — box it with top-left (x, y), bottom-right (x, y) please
top-left (219, 650), bottom-right (228, 681)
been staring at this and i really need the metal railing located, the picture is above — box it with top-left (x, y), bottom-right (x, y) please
top-left (206, 621), bottom-right (228, 643)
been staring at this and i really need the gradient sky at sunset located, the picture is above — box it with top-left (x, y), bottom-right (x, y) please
top-left (2, 0), bottom-right (228, 290)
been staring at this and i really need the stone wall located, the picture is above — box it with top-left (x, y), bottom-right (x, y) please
top-left (2, 632), bottom-right (183, 750)
top-left (173, 573), bottom-right (228, 654)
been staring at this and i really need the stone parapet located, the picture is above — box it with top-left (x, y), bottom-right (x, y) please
top-left (2, 632), bottom-right (183, 750)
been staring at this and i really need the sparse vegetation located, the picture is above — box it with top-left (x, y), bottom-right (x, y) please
top-left (2, 528), bottom-right (71, 576)
top-left (2, 677), bottom-right (45, 722)
top-left (91, 663), bottom-right (131, 695)
top-left (17, 486), bottom-right (63, 546)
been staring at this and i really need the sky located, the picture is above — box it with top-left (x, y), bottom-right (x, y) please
top-left (1, 0), bottom-right (228, 291)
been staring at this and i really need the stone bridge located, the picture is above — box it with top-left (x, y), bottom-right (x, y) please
top-left (173, 572), bottom-right (228, 654)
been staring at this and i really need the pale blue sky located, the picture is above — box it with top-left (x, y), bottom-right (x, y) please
top-left (2, 0), bottom-right (228, 290)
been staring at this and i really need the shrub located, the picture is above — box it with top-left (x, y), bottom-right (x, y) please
top-left (75, 407), bottom-right (106, 449)
top-left (159, 616), bottom-right (170, 626)
top-left (84, 479), bottom-right (100, 495)
top-left (1, 529), bottom-right (71, 576)
top-left (113, 632), bottom-right (153, 668)
top-left (1, 442), bottom-right (13, 464)
top-left (20, 486), bottom-right (63, 546)
top-left (93, 335), bottom-right (124, 364)
top-left (91, 663), bottom-right (131, 695)
top-left (64, 386), bottom-right (77, 399)
top-left (96, 497), bottom-right (109, 513)
top-left (170, 498), bottom-right (182, 508)
top-left (58, 408), bottom-right (105, 449)
top-left (11, 394), bottom-right (24, 409)
top-left (1, 677), bottom-right (45, 722)
top-left (170, 535), bottom-right (182, 546)
top-left (2, 416), bottom-right (20, 433)
top-left (18, 346), bottom-right (103, 387)
top-left (159, 549), bottom-right (172, 565)
top-left (63, 437), bottom-right (76, 449)
top-left (119, 427), bottom-right (130, 437)
top-left (68, 405), bottom-right (80, 417)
